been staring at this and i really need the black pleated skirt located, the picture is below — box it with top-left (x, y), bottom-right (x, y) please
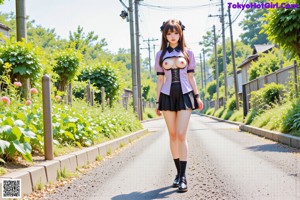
top-left (158, 82), bottom-right (198, 111)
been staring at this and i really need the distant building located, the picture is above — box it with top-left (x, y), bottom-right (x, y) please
top-left (237, 44), bottom-right (275, 85)
top-left (0, 23), bottom-right (10, 42)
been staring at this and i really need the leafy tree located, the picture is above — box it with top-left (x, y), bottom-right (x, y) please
top-left (69, 26), bottom-right (107, 55)
top-left (248, 47), bottom-right (293, 80)
top-left (262, 0), bottom-right (300, 58)
top-left (79, 64), bottom-right (121, 106)
top-left (53, 49), bottom-right (82, 91)
top-left (0, 38), bottom-right (41, 90)
top-left (239, 0), bottom-right (269, 47)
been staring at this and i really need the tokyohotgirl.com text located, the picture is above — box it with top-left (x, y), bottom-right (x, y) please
top-left (228, 2), bottom-right (299, 10)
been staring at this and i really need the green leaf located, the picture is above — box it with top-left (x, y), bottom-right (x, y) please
top-left (23, 142), bottom-right (32, 153)
top-left (14, 120), bottom-right (25, 127)
top-left (22, 129), bottom-right (36, 139)
top-left (11, 127), bottom-right (22, 140)
top-left (12, 140), bottom-right (26, 154)
top-left (0, 139), bottom-right (10, 153)
top-left (64, 131), bottom-right (75, 140)
top-left (13, 66), bottom-right (27, 75)
top-left (0, 125), bottom-right (12, 134)
top-left (22, 152), bottom-right (32, 162)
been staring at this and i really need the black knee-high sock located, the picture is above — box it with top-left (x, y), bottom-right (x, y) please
top-left (179, 161), bottom-right (187, 178)
top-left (173, 158), bottom-right (180, 176)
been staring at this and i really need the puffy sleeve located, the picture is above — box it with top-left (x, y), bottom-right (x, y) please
top-left (155, 51), bottom-right (164, 75)
top-left (187, 50), bottom-right (196, 73)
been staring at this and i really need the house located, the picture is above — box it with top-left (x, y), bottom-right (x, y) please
top-left (0, 23), bottom-right (10, 42)
top-left (237, 44), bottom-right (275, 85)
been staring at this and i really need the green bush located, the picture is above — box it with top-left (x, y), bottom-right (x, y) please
top-left (206, 80), bottom-right (216, 100)
top-left (229, 109), bottom-right (243, 122)
top-left (79, 64), bottom-right (121, 106)
top-left (250, 83), bottom-right (284, 111)
top-left (53, 49), bottom-right (82, 91)
top-left (214, 107), bottom-right (225, 118)
top-left (226, 96), bottom-right (237, 111)
top-left (282, 98), bottom-right (300, 133)
top-left (245, 108), bottom-right (259, 125)
top-left (206, 107), bottom-right (215, 115)
top-left (0, 39), bottom-right (41, 85)
top-left (248, 48), bottom-right (291, 81)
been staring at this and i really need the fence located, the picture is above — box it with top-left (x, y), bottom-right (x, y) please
top-left (242, 61), bottom-right (299, 116)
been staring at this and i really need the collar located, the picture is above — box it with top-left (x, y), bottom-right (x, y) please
top-left (167, 45), bottom-right (181, 53)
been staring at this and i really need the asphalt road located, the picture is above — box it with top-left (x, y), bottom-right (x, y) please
top-left (42, 115), bottom-right (300, 200)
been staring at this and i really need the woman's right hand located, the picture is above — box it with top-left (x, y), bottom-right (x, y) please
top-left (156, 104), bottom-right (162, 116)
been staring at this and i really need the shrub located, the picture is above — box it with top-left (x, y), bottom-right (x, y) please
top-left (0, 39), bottom-right (41, 87)
top-left (282, 98), bottom-right (300, 133)
top-left (250, 83), bottom-right (285, 111)
top-left (79, 64), bottom-right (121, 106)
top-left (245, 108), bottom-right (259, 125)
top-left (53, 49), bottom-right (82, 91)
top-left (226, 96), bottom-right (237, 111)
top-left (214, 107), bottom-right (225, 118)
top-left (206, 80), bottom-right (216, 100)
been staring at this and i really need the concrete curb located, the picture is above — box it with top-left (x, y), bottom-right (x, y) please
top-left (200, 114), bottom-right (300, 149)
top-left (1, 128), bottom-right (148, 198)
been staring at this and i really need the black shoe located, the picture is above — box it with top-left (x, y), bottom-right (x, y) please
top-left (178, 176), bottom-right (188, 192)
top-left (172, 175), bottom-right (180, 187)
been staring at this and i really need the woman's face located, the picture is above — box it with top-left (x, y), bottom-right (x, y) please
top-left (166, 30), bottom-right (180, 46)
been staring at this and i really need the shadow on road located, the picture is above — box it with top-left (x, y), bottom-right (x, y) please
top-left (111, 186), bottom-right (177, 200)
top-left (245, 144), bottom-right (299, 153)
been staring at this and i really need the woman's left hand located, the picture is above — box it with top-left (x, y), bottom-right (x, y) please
top-left (197, 98), bottom-right (204, 111)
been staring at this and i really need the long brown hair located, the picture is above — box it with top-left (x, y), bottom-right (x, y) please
top-left (159, 19), bottom-right (190, 66)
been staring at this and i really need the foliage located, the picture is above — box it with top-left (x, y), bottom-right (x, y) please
top-left (72, 80), bottom-right (98, 100)
top-left (239, 0), bottom-right (269, 47)
top-left (262, 0), bottom-right (300, 58)
top-left (0, 38), bottom-right (41, 85)
top-left (205, 107), bottom-right (215, 115)
top-left (248, 48), bottom-right (292, 81)
top-left (206, 80), bottom-right (216, 100)
top-left (282, 98), bottom-right (300, 133)
top-left (208, 39), bottom-right (252, 79)
top-left (245, 108), bottom-right (259, 125)
top-left (53, 49), bottom-right (82, 91)
top-left (214, 107), bottom-right (225, 118)
top-left (226, 96), bottom-right (237, 111)
top-left (79, 64), bottom-right (121, 105)
top-left (250, 83), bottom-right (285, 111)
top-left (69, 25), bottom-right (107, 56)
top-left (228, 109), bottom-right (243, 122)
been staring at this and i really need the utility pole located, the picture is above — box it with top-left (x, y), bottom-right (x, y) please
top-left (213, 25), bottom-right (220, 109)
top-left (119, 0), bottom-right (138, 116)
top-left (153, 44), bottom-right (157, 60)
top-left (16, 0), bottom-right (29, 99)
top-left (228, 7), bottom-right (239, 110)
top-left (16, 0), bottom-right (26, 42)
top-left (202, 48), bottom-right (207, 88)
top-left (199, 53), bottom-right (204, 89)
top-left (221, 0), bottom-right (228, 105)
top-left (143, 38), bottom-right (158, 78)
top-left (134, 0), bottom-right (143, 120)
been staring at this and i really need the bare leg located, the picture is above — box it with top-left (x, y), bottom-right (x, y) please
top-left (162, 111), bottom-right (178, 159)
top-left (176, 110), bottom-right (192, 161)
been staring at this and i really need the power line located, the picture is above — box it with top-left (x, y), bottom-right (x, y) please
top-left (139, 2), bottom-right (219, 10)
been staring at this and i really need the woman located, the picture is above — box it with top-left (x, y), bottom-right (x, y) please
top-left (155, 19), bottom-right (203, 193)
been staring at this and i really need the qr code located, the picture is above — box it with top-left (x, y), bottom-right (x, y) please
top-left (2, 179), bottom-right (21, 199)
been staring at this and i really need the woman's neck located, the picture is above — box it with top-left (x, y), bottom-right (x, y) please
top-left (169, 43), bottom-right (178, 48)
